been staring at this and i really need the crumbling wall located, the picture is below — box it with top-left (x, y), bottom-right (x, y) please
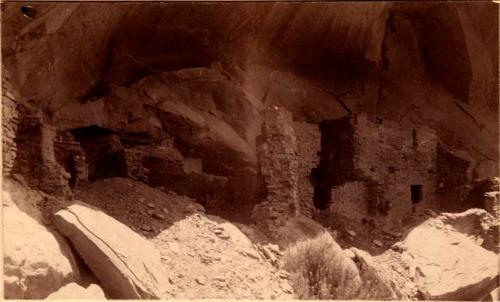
top-left (252, 107), bottom-right (299, 235)
top-left (12, 105), bottom-right (72, 196)
top-left (315, 114), bottom-right (439, 229)
top-left (435, 145), bottom-right (473, 211)
top-left (349, 115), bottom-right (438, 224)
top-left (122, 139), bottom-right (228, 208)
top-left (293, 121), bottom-right (320, 217)
top-left (54, 131), bottom-right (88, 190)
top-left (330, 181), bottom-right (369, 222)
top-left (357, 117), bottom-right (438, 224)
top-left (466, 177), bottom-right (499, 217)
top-left (313, 117), bottom-right (355, 210)
top-left (123, 147), bottom-right (150, 182)
top-left (123, 138), bottom-right (182, 183)
top-left (2, 71), bottom-right (19, 176)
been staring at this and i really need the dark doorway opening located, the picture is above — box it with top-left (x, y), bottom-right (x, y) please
top-left (411, 185), bottom-right (423, 204)
top-left (312, 118), bottom-right (355, 210)
top-left (71, 126), bottom-right (128, 181)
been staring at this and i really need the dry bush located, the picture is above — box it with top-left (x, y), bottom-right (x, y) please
top-left (283, 232), bottom-right (361, 299)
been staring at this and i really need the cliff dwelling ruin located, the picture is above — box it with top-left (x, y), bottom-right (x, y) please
top-left (1, 1), bottom-right (499, 300)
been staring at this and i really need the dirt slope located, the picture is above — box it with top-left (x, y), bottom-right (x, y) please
top-left (75, 177), bottom-right (294, 299)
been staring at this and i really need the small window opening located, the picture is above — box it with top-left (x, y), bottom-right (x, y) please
top-left (388, 166), bottom-right (396, 174)
top-left (411, 185), bottom-right (423, 204)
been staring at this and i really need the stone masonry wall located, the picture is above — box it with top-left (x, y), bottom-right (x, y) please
top-left (330, 181), bottom-right (368, 222)
top-left (435, 145), bottom-right (472, 211)
top-left (124, 138), bottom-right (183, 183)
top-left (353, 114), bottom-right (438, 228)
top-left (252, 107), bottom-right (299, 235)
top-left (313, 117), bottom-right (355, 210)
top-left (293, 121), bottom-right (320, 217)
top-left (12, 104), bottom-right (72, 197)
top-left (54, 131), bottom-right (89, 190)
top-left (316, 114), bottom-right (439, 230)
top-left (39, 125), bottom-right (73, 196)
top-left (124, 139), bottom-right (228, 208)
top-left (2, 71), bottom-right (19, 176)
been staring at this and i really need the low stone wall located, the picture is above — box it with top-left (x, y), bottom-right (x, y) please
top-left (123, 140), bottom-right (228, 207)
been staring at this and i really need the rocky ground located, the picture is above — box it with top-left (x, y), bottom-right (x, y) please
top-left (3, 176), bottom-right (499, 300)
top-left (152, 214), bottom-right (293, 299)
top-left (3, 178), bottom-right (295, 299)
top-left (76, 178), bottom-right (294, 299)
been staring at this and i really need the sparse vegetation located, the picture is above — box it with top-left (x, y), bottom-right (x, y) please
top-left (283, 232), bottom-right (361, 299)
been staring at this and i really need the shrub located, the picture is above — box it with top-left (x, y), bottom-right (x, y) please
top-left (283, 232), bottom-right (361, 299)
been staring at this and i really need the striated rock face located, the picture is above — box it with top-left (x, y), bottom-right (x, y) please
top-left (1, 2), bottom-right (498, 220)
top-left (3, 191), bottom-right (80, 299)
top-left (2, 2), bottom-right (498, 173)
top-left (53, 202), bottom-right (172, 299)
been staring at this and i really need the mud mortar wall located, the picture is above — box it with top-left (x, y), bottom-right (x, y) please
top-left (435, 145), bottom-right (473, 211)
top-left (330, 181), bottom-right (368, 222)
top-left (10, 103), bottom-right (72, 196)
top-left (318, 114), bottom-right (439, 228)
top-left (293, 121), bottom-right (320, 217)
top-left (353, 115), bottom-right (438, 223)
top-left (2, 71), bottom-right (19, 176)
top-left (313, 117), bottom-right (356, 210)
top-left (253, 107), bottom-right (299, 235)
top-left (54, 132), bottom-right (89, 189)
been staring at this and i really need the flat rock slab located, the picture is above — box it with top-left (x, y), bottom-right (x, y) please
top-left (53, 202), bottom-right (171, 299)
top-left (400, 216), bottom-right (499, 300)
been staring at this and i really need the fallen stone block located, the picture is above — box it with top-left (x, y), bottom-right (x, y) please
top-left (53, 202), bottom-right (171, 299)
top-left (398, 215), bottom-right (499, 300)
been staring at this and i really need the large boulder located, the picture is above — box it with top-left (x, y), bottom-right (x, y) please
top-left (53, 202), bottom-right (172, 299)
top-left (3, 191), bottom-right (80, 299)
top-left (45, 282), bottom-right (106, 299)
top-left (440, 208), bottom-right (499, 252)
top-left (397, 214), bottom-right (499, 300)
